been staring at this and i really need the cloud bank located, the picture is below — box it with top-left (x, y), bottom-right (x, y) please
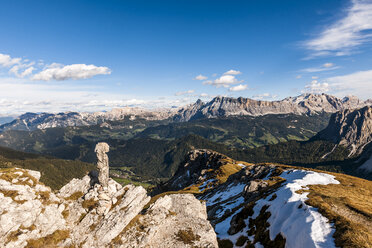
top-left (31, 64), bottom-right (111, 81)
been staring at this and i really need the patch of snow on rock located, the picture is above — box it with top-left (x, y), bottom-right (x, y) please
top-left (252, 169), bottom-right (339, 248)
top-left (206, 183), bottom-right (245, 206)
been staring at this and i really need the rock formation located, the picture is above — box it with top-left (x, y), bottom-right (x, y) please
top-left (0, 144), bottom-right (218, 248)
top-left (95, 142), bottom-right (110, 188)
top-left (314, 106), bottom-right (372, 156)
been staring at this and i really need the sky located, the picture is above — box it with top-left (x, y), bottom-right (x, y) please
top-left (1, 0), bottom-right (372, 115)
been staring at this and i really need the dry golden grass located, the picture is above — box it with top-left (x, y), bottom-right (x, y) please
top-left (82, 198), bottom-right (99, 211)
top-left (215, 159), bottom-right (246, 184)
top-left (25, 229), bottom-right (70, 248)
top-left (64, 191), bottom-right (84, 201)
top-left (304, 172), bottom-right (372, 248)
top-left (175, 228), bottom-right (201, 245)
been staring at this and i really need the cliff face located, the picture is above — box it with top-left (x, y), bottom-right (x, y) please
top-left (315, 106), bottom-right (372, 156)
top-left (0, 168), bottom-right (217, 248)
top-left (174, 93), bottom-right (370, 121)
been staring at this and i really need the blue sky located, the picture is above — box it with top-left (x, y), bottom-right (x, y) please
top-left (1, 0), bottom-right (372, 114)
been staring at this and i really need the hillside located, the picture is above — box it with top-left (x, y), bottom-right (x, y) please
top-left (0, 113), bottom-right (330, 153)
top-left (0, 146), bottom-right (95, 190)
top-left (157, 150), bottom-right (372, 247)
top-left (136, 113), bottom-right (331, 148)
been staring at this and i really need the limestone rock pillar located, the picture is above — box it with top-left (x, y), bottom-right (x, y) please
top-left (95, 142), bottom-right (110, 188)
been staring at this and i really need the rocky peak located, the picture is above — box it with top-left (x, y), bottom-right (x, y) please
top-left (314, 106), bottom-right (372, 156)
top-left (160, 149), bottom-right (228, 192)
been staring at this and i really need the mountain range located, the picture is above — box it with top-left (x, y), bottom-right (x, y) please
top-left (1, 93), bottom-right (371, 132)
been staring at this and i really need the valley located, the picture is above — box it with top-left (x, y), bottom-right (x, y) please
top-left (0, 94), bottom-right (371, 248)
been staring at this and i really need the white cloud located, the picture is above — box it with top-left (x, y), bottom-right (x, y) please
top-left (175, 89), bottom-right (195, 96)
top-left (303, 80), bottom-right (330, 94)
top-left (9, 63), bottom-right (36, 78)
top-left (200, 93), bottom-right (209, 97)
top-left (252, 93), bottom-right (278, 100)
top-left (300, 63), bottom-right (339, 73)
top-left (296, 75), bottom-right (302, 79)
top-left (323, 62), bottom-right (334, 68)
top-left (224, 69), bottom-right (241, 75)
top-left (194, 74), bottom-right (207, 80)
top-left (304, 0), bottom-right (372, 57)
top-left (229, 84), bottom-right (248, 92)
top-left (204, 74), bottom-right (241, 88)
top-left (0, 53), bottom-right (22, 67)
top-left (312, 76), bottom-right (319, 79)
top-left (0, 53), bottom-right (111, 81)
top-left (32, 64), bottom-right (111, 81)
top-left (0, 77), bottom-right (192, 115)
top-left (324, 69), bottom-right (372, 99)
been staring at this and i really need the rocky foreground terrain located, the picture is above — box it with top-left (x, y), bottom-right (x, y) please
top-left (0, 167), bottom-right (217, 248)
top-left (159, 150), bottom-right (372, 248)
top-left (1, 145), bottom-right (371, 247)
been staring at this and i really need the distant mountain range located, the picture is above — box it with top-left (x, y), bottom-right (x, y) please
top-left (173, 93), bottom-right (371, 121)
top-left (1, 93), bottom-right (371, 132)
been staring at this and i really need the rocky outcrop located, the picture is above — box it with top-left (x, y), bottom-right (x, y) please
top-left (95, 142), bottom-right (110, 188)
top-left (0, 167), bottom-right (217, 248)
top-left (0, 142), bottom-right (218, 247)
top-left (158, 149), bottom-right (228, 193)
top-left (174, 93), bottom-right (370, 122)
top-left (119, 194), bottom-right (218, 248)
top-left (314, 106), bottom-right (372, 156)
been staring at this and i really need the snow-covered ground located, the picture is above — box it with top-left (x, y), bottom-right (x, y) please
top-left (204, 183), bottom-right (245, 206)
top-left (251, 170), bottom-right (339, 248)
top-left (208, 169), bottom-right (340, 248)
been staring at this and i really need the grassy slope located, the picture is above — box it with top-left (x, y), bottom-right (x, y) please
top-left (0, 146), bottom-right (95, 190)
top-left (304, 170), bottom-right (372, 247)
top-left (136, 113), bottom-right (331, 148)
top-left (157, 151), bottom-right (372, 248)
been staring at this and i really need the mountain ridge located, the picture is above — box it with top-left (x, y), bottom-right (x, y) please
top-left (1, 93), bottom-right (371, 132)
top-left (174, 93), bottom-right (372, 121)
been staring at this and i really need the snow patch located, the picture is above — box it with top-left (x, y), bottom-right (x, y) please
top-left (252, 170), bottom-right (339, 248)
top-left (237, 163), bottom-right (246, 168)
top-left (206, 183), bottom-right (245, 206)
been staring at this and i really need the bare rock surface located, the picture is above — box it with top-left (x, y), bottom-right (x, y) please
top-left (119, 194), bottom-right (218, 248)
top-left (314, 105), bottom-right (372, 156)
